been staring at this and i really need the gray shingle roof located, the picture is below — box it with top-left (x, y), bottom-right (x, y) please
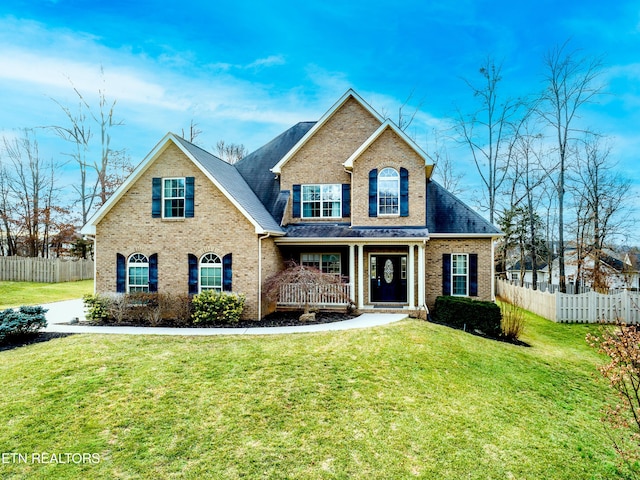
top-left (426, 181), bottom-right (501, 235)
top-left (172, 135), bottom-right (284, 234)
top-left (236, 122), bottom-right (315, 222)
top-left (284, 224), bottom-right (430, 239)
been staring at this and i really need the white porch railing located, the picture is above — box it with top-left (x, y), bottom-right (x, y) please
top-left (278, 283), bottom-right (352, 307)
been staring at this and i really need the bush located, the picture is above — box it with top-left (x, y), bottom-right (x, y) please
top-left (83, 294), bottom-right (111, 323)
top-left (499, 297), bottom-right (526, 341)
top-left (434, 296), bottom-right (502, 338)
top-left (84, 293), bottom-right (193, 326)
top-left (191, 291), bottom-right (245, 325)
top-left (0, 306), bottom-right (48, 342)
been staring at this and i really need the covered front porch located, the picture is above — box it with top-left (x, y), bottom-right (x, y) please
top-left (274, 225), bottom-right (430, 312)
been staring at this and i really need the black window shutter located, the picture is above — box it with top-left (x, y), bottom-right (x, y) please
top-left (469, 254), bottom-right (478, 297)
top-left (185, 177), bottom-right (195, 218)
top-left (292, 184), bottom-right (301, 217)
top-left (442, 253), bottom-right (451, 296)
top-left (369, 169), bottom-right (378, 217)
top-left (342, 184), bottom-right (351, 217)
top-left (116, 253), bottom-right (126, 293)
top-left (188, 254), bottom-right (198, 295)
top-left (400, 167), bottom-right (409, 217)
top-left (223, 253), bottom-right (233, 292)
top-left (152, 178), bottom-right (162, 218)
top-left (149, 253), bottom-right (158, 292)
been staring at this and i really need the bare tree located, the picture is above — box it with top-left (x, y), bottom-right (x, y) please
top-left (0, 163), bottom-right (17, 255)
top-left (427, 129), bottom-right (465, 196)
top-left (181, 120), bottom-right (202, 143)
top-left (571, 135), bottom-right (631, 291)
top-left (1, 129), bottom-right (59, 257)
top-left (215, 140), bottom-right (248, 165)
top-left (538, 41), bottom-right (604, 292)
top-left (456, 56), bottom-right (522, 224)
top-left (51, 68), bottom-right (126, 224)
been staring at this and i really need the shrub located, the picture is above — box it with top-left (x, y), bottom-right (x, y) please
top-left (83, 294), bottom-right (111, 323)
top-left (158, 293), bottom-right (193, 326)
top-left (434, 296), bottom-right (502, 338)
top-left (0, 306), bottom-right (48, 342)
top-left (191, 291), bottom-right (245, 325)
top-left (499, 297), bottom-right (526, 341)
top-left (587, 323), bottom-right (640, 469)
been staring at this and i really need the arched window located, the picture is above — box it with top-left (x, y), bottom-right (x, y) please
top-left (378, 168), bottom-right (399, 215)
top-left (200, 253), bottom-right (223, 292)
top-left (128, 253), bottom-right (149, 292)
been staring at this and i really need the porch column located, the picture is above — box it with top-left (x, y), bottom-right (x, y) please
top-left (418, 242), bottom-right (425, 307)
top-left (357, 244), bottom-right (364, 309)
top-left (408, 244), bottom-right (415, 309)
top-left (349, 244), bottom-right (356, 304)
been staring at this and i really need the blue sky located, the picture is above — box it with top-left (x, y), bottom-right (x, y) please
top-left (0, 0), bottom-right (639, 238)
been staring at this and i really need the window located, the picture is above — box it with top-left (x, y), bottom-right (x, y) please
top-left (378, 168), bottom-right (399, 215)
top-left (301, 253), bottom-right (341, 275)
top-left (451, 254), bottom-right (468, 296)
top-left (200, 253), bottom-right (222, 292)
top-left (302, 184), bottom-right (341, 218)
top-left (128, 253), bottom-right (149, 292)
top-left (163, 178), bottom-right (185, 218)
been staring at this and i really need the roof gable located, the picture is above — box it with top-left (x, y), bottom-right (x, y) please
top-left (343, 120), bottom-right (434, 176)
top-left (270, 89), bottom-right (384, 175)
top-left (81, 133), bottom-right (284, 235)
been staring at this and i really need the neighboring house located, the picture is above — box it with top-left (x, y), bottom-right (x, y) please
top-left (81, 90), bottom-right (501, 320)
top-left (505, 257), bottom-right (549, 284)
top-left (542, 248), bottom-right (630, 290)
top-left (623, 253), bottom-right (640, 290)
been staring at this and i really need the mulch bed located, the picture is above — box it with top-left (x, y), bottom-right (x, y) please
top-left (85, 310), bottom-right (358, 329)
top-left (0, 332), bottom-right (74, 352)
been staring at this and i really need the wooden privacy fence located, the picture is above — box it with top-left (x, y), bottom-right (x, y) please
top-left (0, 257), bottom-right (94, 283)
top-left (497, 279), bottom-right (640, 324)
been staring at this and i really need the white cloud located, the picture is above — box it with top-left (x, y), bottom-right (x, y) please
top-left (246, 55), bottom-right (286, 69)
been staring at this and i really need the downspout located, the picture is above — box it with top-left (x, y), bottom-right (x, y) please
top-left (258, 232), bottom-right (271, 320)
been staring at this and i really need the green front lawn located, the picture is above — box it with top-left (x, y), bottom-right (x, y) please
top-left (0, 280), bottom-right (93, 309)
top-left (0, 311), bottom-right (628, 479)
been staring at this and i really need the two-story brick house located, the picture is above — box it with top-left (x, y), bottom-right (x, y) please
top-left (81, 89), bottom-right (501, 320)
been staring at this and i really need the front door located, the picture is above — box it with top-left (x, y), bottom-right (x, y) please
top-left (370, 255), bottom-right (407, 303)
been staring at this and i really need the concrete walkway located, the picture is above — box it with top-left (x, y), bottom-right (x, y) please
top-left (41, 299), bottom-right (407, 336)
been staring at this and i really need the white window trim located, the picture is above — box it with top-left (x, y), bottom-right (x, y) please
top-left (162, 177), bottom-right (186, 219)
top-left (451, 253), bottom-right (469, 297)
top-left (127, 253), bottom-right (149, 293)
top-left (300, 252), bottom-right (342, 276)
top-left (199, 253), bottom-right (223, 293)
top-left (377, 168), bottom-right (400, 217)
top-left (301, 184), bottom-right (342, 219)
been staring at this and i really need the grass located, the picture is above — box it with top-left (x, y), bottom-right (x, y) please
top-left (0, 280), bottom-right (93, 309)
top-left (0, 309), bottom-right (630, 479)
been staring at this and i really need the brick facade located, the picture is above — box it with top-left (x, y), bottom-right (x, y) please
top-left (424, 237), bottom-right (494, 308)
top-left (280, 97), bottom-right (379, 225)
top-left (95, 142), bottom-right (279, 320)
top-left (350, 127), bottom-right (426, 227)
